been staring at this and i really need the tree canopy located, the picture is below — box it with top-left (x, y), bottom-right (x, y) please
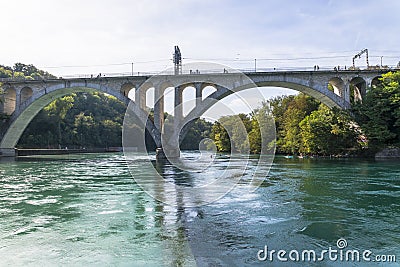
top-left (0, 63), bottom-right (55, 80)
top-left (18, 92), bottom-right (126, 148)
top-left (352, 71), bottom-right (400, 150)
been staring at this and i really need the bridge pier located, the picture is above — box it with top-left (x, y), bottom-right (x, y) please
top-left (156, 147), bottom-right (180, 161)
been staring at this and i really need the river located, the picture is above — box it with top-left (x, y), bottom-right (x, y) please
top-left (0, 153), bottom-right (398, 266)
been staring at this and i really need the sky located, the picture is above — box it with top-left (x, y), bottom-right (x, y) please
top-left (2, 0), bottom-right (400, 114)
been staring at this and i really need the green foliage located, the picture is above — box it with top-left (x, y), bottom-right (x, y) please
top-left (270, 93), bottom-right (320, 154)
top-left (353, 71), bottom-right (400, 149)
top-left (12, 63), bottom-right (56, 80)
top-left (0, 67), bottom-right (13, 78)
top-left (211, 121), bottom-right (231, 152)
top-left (271, 93), bottom-right (358, 155)
top-left (299, 105), bottom-right (359, 155)
top-left (19, 92), bottom-right (126, 148)
top-left (180, 119), bottom-right (213, 150)
top-left (216, 114), bottom-right (251, 153)
top-left (210, 102), bottom-right (276, 154)
top-left (0, 63), bottom-right (55, 80)
top-left (249, 102), bottom-right (276, 154)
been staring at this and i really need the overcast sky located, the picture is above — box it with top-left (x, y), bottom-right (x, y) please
top-left (2, 0), bottom-right (400, 114)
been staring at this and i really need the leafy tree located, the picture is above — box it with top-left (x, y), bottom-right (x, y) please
top-left (13, 63), bottom-right (55, 79)
top-left (249, 101), bottom-right (276, 154)
top-left (299, 105), bottom-right (358, 155)
top-left (180, 118), bottom-right (213, 150)
top-left (0, 67), bottom-right (13, 78)
top-left (221, 114), bottom-right (251, 153)
top-left (353, 71), bottom-right (400, 149)
top-left (211, 121), bottom-right (231, 152)
top-left (271, 93), bottom-right (320, 154)
top-left (44, 95), bottom-right (75, 144)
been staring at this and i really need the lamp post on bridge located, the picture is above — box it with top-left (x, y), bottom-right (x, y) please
top-left (131, 62), bottom-right (134, 76)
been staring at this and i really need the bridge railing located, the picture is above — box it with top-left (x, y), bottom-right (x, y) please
top-left (0, 65), bottom-right (399, 82)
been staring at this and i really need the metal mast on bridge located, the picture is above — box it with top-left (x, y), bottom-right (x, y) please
top-left (352, 48), bottom-right (369, 69)
top-left (173, 46), bottom-right (182, 75)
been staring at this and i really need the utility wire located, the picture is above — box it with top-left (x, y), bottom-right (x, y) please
top-left (42, 52), bottom-right (399, 70)
top-left (44, 59), bottom-right (171, 69)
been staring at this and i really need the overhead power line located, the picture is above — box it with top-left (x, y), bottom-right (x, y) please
top-left (44, 59), bottom-right (171, 69)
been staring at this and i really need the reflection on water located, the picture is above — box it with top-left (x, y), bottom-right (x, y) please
top-left (0, 154), bottom-right (399, 266)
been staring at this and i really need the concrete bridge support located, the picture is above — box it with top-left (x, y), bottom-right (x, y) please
top-left (155, 85), bottom-right (183, 160)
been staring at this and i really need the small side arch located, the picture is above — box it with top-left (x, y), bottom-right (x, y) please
top-left (350, 77), bottom-right (366, 102)
top-left (121, 82), bottom-right (135, 100)
top-left (371, 76), bottom-right (382, 88)
top-left (328, 77), bottom-right (345, 97)
top-left (20, 86), bottom-right (33, 104)
top-left (201, 84), bottom-right (217, 100)
top-left (181, 84), bottom-right (196, 117)
top-left (2, 87), bottom-right (16, 115)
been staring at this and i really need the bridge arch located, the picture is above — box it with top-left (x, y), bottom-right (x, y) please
top-left (233, 80), bottom-right (346, 109)
top-left (371, 76), bottom-right (382, 88)
top-left (181, 85), bottom-right (196, 116)
top-left (178, 79), bottom-right (348, 143)
top-left (0, 83), bottom-right (159, 152)
top-left (201, 84), bottom-right (217, 100)
top-left (350, 77), bottom-right (366, 102)
top-left (1, 87), bottom-right (16, 115)
top-left (20, 86), bottom-right (33, 104)
top-left (157, 81), bottom-right (175, 116)
top-left (328, 77), bottom-right (345, 97)
top-left (120, 82), bottom-right (135, 100)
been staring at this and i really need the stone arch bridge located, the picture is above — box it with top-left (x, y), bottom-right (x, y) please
top-left (0, 69), bottom-right (388, 157)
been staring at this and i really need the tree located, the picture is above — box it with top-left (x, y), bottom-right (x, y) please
top-left (44, 95), bottom-right (75, 144)
top-left (249, 101), bottom-right (276, 154)
top-left (218, 114), bottom-right (251, 153)
top-left (353, 71), bottom-right (400, 149)
top-left (300, 105), bottom-right (358, 155)
top-left (180, 118), bottom-right (213, 150)
top-left (74, 112), bottom-right (99, 147)
top-left (271, 93), bottom-right (320, 154)
top-left (19, 92), bottom-right (127, 149)
top-left (13, 63), bottom-right (55, 79)
top-left (211, 121), bottom-right (231, 152)
top-left (0, 66), bottom-right (13, 78)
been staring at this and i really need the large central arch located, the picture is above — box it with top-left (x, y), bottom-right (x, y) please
top-left (0, 84), bottom-right (159, 152)
top-left (177, 79), bottom-right (347, 139)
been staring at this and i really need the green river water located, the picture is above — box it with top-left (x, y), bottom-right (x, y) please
top-left (0, 153), bottom-right (398, 266)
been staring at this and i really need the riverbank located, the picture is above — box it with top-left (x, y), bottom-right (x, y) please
top-left (375, 147), bottom-right (400, 159)
top-left (15, 147), bottom-right (122, 156)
